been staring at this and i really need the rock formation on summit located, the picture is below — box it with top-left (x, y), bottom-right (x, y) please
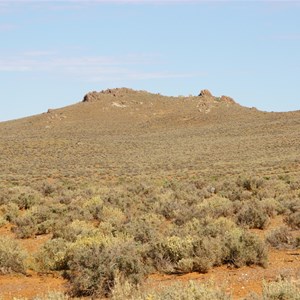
top-left (220, 95), bottom-right (235, 104)
top-left (198, 89), bottom-right (213, 97)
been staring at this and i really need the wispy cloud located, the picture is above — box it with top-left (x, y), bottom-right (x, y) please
top-left (272, 34), bottom-right (300, 41)
top-left (91, 71), bottom-right (201, 82)
top-left (0, 51), bottom-right (199, 81)
top-left (0, 0), bottom-right (213, 3)
top-left (0, 23), bottom-right (16, 31)
top-left (2, 0), bottom-right (300, 4)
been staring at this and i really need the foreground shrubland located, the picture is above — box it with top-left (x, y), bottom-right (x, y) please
top-left (0, 174), bottom-right (299, 297)
top-left (4, 277), bottom-right (299, 300)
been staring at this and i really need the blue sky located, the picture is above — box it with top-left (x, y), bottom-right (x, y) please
top-left (0, 0), bottom-right (300, 121)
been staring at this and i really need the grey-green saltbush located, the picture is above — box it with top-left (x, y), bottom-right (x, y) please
top-left (0, 236), bottom-right (27, 274)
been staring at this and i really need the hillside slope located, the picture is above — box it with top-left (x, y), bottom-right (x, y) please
top-left (1, 88), bottom-right (299, 186)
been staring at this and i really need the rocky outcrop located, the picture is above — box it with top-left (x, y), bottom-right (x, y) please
top-left (220, 95), bottom-right (235, 104)
top-left (198, 89), bottom-right (213, 97)
top-left (82, 88), bottom-right (140, 102)
top-left (82, 91), bottom-right (99, 102)
top-left (100, 88), bottom-right (135, 95)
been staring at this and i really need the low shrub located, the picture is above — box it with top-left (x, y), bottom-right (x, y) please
top-left (223, 228), bottom-right (268, 268)
top-left (202, 217), bottom-right (237, 238)
top-left (52, 220), bottom-right (98, 242)
top-left (195, 196), bottom-right (234, 219)
top-left (101, 206), bottom-right (127, 230)
top-left (0, 186), bottom-right (41, 209)
top-left (0, 215), bottom-right (7, 227)
top-left (1, 202), bottom-right (19, 222)
top-left (82, 196), bottom-right (103, 220)
top-left (236, 201), bottom-right (270, 229)
top-left (266, 226), bottom-right (296, 249)
top-left (262, 278), bottom-right (300, 300)
top-left (35, 238), bottom-right (69, 271)
top-left (0, 236), bottom-right (27, 274)
top-left (148, 235), bottom-right (194, 273)
top-left (260, 198), bottom-right (284, 218)
top-left (65, 236), bottom-right (146, 297)
top-left (13, 211), bottom-right (38, 238)
top-left (149, 221), bottom-right (267, 273)
top-left (284, 212), bottom-right (300, 230)
top-left (123, 213), bottom-right (166, 243)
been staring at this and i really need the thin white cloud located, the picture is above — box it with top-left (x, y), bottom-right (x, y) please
top-left (0, 0), bottom-right (298, 3)
top-left (0, 52), bottom-right (155, 71)
top-left (0, 0), bottom-right (217, 3)
top-left (23, 50), bottom-right (58, 57)
top-left (0, 23), bottom-right (16, 31)
top-left (0, 52), bottom-right (199, 81)
top-left (272, 34), bottom-right (300, 41)
top-left (91, 71), bottom-right (202, 82)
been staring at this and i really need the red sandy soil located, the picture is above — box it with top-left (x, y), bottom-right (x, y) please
top-left (0, 217), bottom-right (299, 299)
top-left (0, 273), bottom-right (67, 300)
top-left (0, 224), bottom-right (68, 300)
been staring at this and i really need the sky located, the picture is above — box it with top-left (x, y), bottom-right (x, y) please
top-left (0, 0), bottom-right (300, 121)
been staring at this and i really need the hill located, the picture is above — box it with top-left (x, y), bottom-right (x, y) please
top-left (1, 87), bottom-right (299, 186)
top-left (0, 88), bottom-right (299, 299)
